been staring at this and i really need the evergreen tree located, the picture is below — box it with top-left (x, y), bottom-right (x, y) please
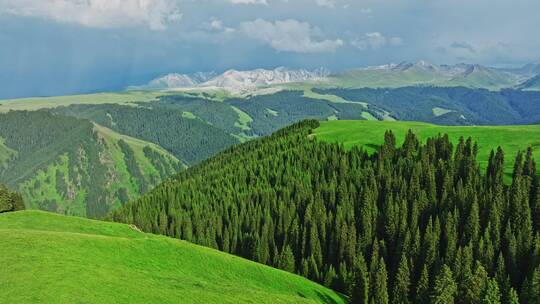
top-left (483, 278), bottom-right (501, 304)
top-left (277, 245), bottom-right (296, 273)
top-left (431, 265), bottom-right (457, 304)
top-left (392, 254), bottom-right (411, 304)
top-left (371, 257), bottom-right (389, 304)
top-left (351, 254), bottom-right (369, 304)
top-left (507, 288), bottom-right (519, 304)
top-left (416, 265), bottom-right (430, 304)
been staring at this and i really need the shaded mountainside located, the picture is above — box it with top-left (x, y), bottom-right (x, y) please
top-left (0, 210), bottom-right (344, 304)
top-left (313, 87), bottom-right (540, 125)
top-left (518, 73), bottom-right (540, 91)
top-left (112, 120), bottom-right (540, 303)
top-left (0, 111), bottom-right (181, 218)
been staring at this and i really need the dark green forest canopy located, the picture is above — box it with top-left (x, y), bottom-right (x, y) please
top-left (111, 120), bottom-right (540, 304)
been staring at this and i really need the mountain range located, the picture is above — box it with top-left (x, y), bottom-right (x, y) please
top-left (136, 61), bottom-right (540, 92)
top-left (137, 67), bottom-right (329, 92)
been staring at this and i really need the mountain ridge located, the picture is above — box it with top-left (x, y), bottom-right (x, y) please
top-left (136, 61), bottom-right (540, 92)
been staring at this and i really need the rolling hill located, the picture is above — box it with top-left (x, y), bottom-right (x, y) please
top-left (0, 111), bottom-right (182, 218)
top-left (314, 120), bottom-right (540, 178)
top-left (0, 210), bottom-right (344, 304)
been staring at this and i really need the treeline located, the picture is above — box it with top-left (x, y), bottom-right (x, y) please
top-left (0, 185), bottom-right (24, 213)
top-left (111, 120), bottom-right (540, 303)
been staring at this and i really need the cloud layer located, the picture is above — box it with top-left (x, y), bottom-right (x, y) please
top-left (239, 19), bottom-right (343, 53)
top-left (351, 32), bottom-right (403, 51)
top-left (1, 0), bottom-right (182, 30)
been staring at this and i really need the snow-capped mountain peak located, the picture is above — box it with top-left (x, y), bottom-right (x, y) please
top-left (138, 72), bottom-right (217, 89)
top-left (200, 67), bottom-right (330, 91)
top-left (137, 67), bottom-right (329, 92)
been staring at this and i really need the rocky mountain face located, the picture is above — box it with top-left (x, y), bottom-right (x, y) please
top-left (140, 67), bottom-right (329, 92)
top-left (200, 67), bottom-right (329, 90)
top-left (136, 72), bottom-right (217, 89)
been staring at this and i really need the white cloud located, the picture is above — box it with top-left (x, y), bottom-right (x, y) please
top-left (315, 0), bottom-right (336, 8)
top-left (207, 18), bottom-right (235, 33)
top-left (351, 32), bottom-right (403, 50)
top-left (228, 0), bottom-right (338, 7)
top-left (239, 19), bottom-right (343, 53)
top-left (226, 0), bottom-right (268, 4)
top-left (1, 0), bottom-right (182, 30)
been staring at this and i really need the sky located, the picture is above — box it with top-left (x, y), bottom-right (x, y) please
top-left (1, 0), bottom-right (539, 98)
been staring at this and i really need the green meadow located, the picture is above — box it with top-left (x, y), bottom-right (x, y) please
top-left (0, 91), bottom-right (164, 112)
top-left (315, 120), bottom-right (540, 179)
top-left (0, 211), bottom-right (345, 304)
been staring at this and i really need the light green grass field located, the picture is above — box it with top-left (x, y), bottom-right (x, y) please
top-left (231, 106), bottom-right (254, 131)
top-left (361, 112), bottom-right (378, 121)
top-left (0, 91), bottom-right (165, 112)
top-left (315, 120), bottom-right (540, 178)
top-left (0, 211), bottom-right (345, 304)
top-left (302, 89), bottom-right (367, 107)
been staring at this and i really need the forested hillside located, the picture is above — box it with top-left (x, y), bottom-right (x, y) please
top-left (0, 111), bottom-right (181, 218)
top-left (53, 104), bottom-right (239, 165)
top-left (314, 87), bottom-right (540, 125)
top-left (112, 120), bottom-right (540, 303)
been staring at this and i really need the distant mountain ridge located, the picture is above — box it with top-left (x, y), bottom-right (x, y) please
top-left (330, 61), bottom-right (537, 90)
top-left (518, 73), bottom-right (540, 90)
top-left (136, 72), bottom-right (217, 89)
top-left (137, 61), bottom-right (540, 92)
top-left (200, 67), bottom-right (329, 91)
top-left (137, 67), bottom-right (330, 92)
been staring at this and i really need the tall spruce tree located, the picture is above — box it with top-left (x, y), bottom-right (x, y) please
top-left (431, 265), bottom-right (457, 304)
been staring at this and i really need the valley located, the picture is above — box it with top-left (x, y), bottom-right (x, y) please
top-left (2, 77), bottom-right (540, 219)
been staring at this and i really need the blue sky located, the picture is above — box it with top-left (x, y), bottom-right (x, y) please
top-left (1, 0), bottom-right (539, 98)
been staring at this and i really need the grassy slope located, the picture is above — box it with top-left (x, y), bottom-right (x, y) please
top-left (327, 69), bottom-right (447, 88)
top-left (0, 211), bottom-right (344, 304)
top-left (0, 91), bottom-right (164, 112)
top-left (315, 120), bottom-right (540, 178)
top-left (303, 88), bottom-right (368, 106)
